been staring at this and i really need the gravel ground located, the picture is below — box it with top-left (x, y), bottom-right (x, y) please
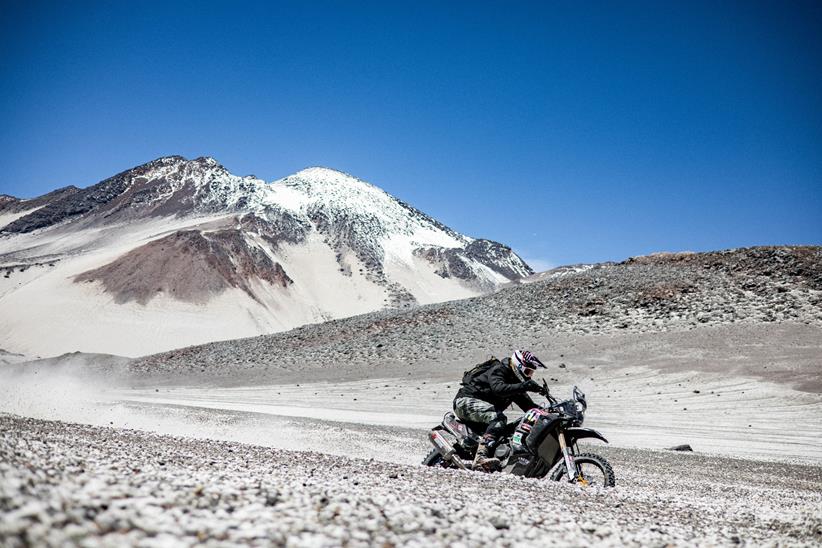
top-left (2, 414), bottom-right (821, 547)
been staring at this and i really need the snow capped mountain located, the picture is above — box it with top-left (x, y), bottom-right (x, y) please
top-left (0, 156), bottom-right (532, 357)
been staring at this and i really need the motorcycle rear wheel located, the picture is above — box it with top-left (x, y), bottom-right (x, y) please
top-left (549, 452), bottom-right (615, 487)
top-left (421, 448), bottom-right (446, 467)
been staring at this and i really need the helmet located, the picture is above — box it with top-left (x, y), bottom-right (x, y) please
top-left (511, 350), bottom-right (546, 381)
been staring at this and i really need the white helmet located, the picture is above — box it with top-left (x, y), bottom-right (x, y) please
top-left (511, 350), bottom-right (546, 381)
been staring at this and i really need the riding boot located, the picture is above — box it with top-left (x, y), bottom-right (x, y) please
top-left (472, 439), bottom-right (501, 472)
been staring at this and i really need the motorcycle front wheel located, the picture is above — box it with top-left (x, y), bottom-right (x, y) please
top-left (549, 452), bottom-right (615, 487)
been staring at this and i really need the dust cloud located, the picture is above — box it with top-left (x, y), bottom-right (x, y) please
top-left (0, 363), bottom-right (424, 464)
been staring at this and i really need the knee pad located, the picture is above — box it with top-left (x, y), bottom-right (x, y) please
top-left (484, 413), bottom-right (507, 438)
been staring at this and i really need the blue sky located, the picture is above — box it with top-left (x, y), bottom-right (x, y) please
top-left (1, 1), bottom-right (820, 267)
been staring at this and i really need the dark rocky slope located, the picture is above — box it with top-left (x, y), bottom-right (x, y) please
top-left (129, 246), bottom-right (822, 384)
top-left (75, 228), bottom-right (292, 305)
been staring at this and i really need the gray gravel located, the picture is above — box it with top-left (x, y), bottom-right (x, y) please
top-left (2, 414), bottom-right (821, 547)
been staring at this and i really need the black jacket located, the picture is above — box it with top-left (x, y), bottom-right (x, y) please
top-left (455, 358), bottom-right (539, 412)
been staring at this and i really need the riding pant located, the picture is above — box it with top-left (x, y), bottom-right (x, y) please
top-left (453, 396), bottom-right (508, 442)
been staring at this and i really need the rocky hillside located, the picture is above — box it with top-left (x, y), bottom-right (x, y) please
top-left (130, 246), bottom-right (822, 382)
top-left (0, 156), bottom-right (530, 357)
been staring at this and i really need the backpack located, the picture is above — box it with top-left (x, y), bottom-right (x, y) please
top-left (461, 357), bottom-right (499, 386)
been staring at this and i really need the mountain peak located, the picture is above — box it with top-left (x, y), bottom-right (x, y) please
top-left (192, 156), bottom-right (220, 167)
top-left (144, 155), bottom-right (221, 170)
top-left (152, 155), bottom-right (187, 165)
top-left (291, 166), bottom-right (357, 183)
top-left (282, 167), bottom-right (386, 201)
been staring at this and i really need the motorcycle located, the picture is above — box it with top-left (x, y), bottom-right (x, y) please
top-left (422, 381), bottom-right (615, 487)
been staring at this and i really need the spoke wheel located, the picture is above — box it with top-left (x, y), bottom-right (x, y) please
top-left (549, 452), bottom-right (615, 487)
top-left (421, 448), bottom-right (449, 467)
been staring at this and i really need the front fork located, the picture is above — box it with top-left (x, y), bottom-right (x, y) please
top-left (558, 432), bottom-right (577, 482)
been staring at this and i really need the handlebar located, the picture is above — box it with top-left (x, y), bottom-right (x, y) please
top-left (540, 379), bottom-right (559, 404)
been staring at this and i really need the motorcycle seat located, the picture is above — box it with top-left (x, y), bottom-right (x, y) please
top-left (444, 412), bottom-right (486, 439)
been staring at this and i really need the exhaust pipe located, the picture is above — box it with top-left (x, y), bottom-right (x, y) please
top-left (429, 430), bottom-right (467, 470)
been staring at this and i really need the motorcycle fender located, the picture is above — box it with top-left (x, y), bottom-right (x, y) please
top-left (565, 427), bottom-right (608, 444)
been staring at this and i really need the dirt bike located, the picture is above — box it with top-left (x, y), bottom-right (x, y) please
top-left (422, 381), bottom-right (615, 487)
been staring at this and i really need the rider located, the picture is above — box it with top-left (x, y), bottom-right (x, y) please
top-left (453, 350), bottom-right (546, 470)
